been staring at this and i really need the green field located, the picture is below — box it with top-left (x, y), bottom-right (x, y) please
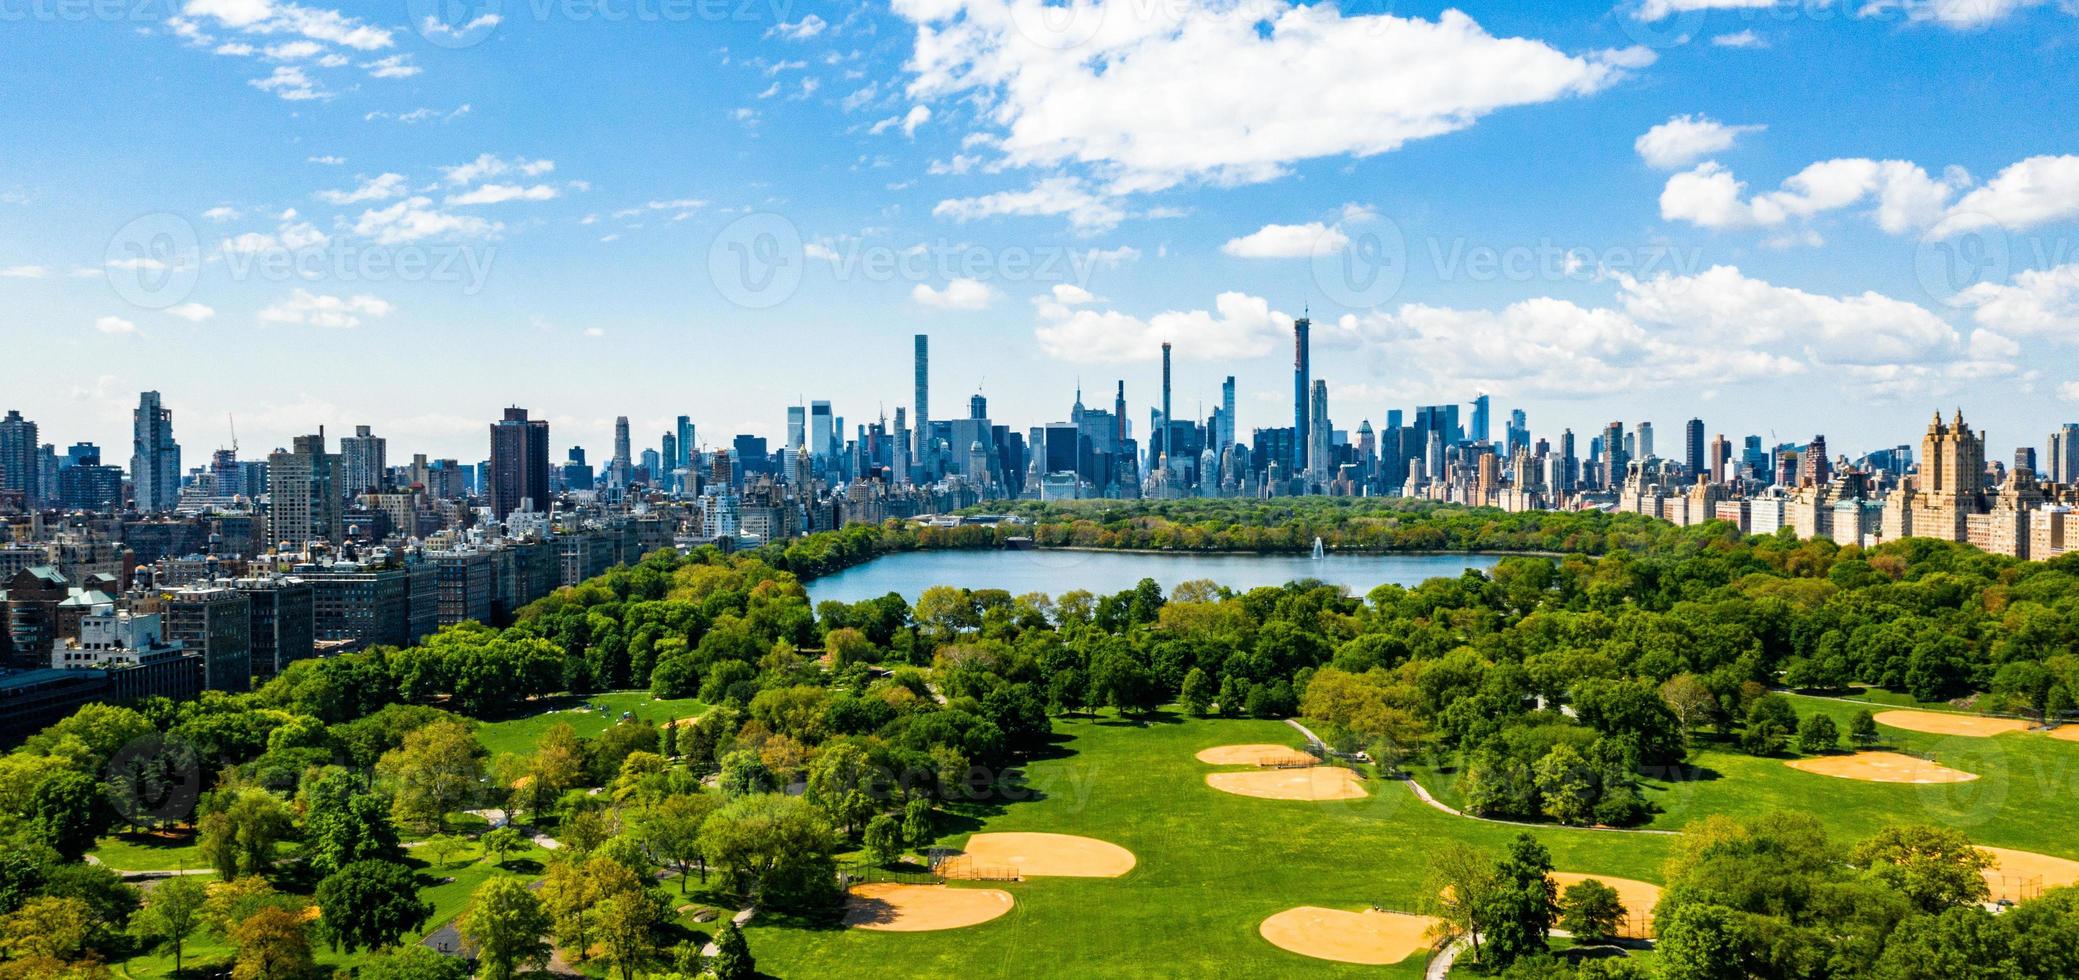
top-left (749, 713), bottom-right (1671, 979)
top-left (472, 690), bottom-right (707, 761)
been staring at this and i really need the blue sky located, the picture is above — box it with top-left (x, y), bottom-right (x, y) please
top-left (2, 0), bottom-right (2076, 464)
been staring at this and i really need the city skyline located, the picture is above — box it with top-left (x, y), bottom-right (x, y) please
top-left (2, 0), bottom-right (2077, 458)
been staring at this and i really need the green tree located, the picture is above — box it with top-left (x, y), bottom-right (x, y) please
top-left (1558, 878), bottom-right (1625, 944)
top-left (863, 813), bottom-right (903, 866)
top-left (1657, 902), bottom-right (1745, 980)
top-left (1533, 744), bottom-right (1596, 825)
top-left (301, 768), bottom-right (400, 877)
top-left (594, 875), bottom-right (667, 980)
top-left (376, 718), bottom-right (486, 833)
top-left (134, 874), bottom-right (208, 975)
top-left (314, 859), bottom-right (431, 953)
top-left (359, 945), bottom-right (473, 980)
top-left (228, 904), bottom-right (318, 980)
top-left (1850, 709), bottom-right (1883, 748)
top-left (640, 794), bottom-right (717, 892)
top-left (458, 876), bottom-right (552, 980)
top-left (1740, 695), bottom-right (1797, 756)
top-left (700, 793), bottom-right (839, 911)
top-left (901, 798), bottom-right (934, 848)
top-left (1179, 667), bottom-right (1214, 716)
top-left (804, 742), bottom-right (877, 836)
top-left (421, 833), bottom-right (466, 870)
top-left (1797, 713), bottom-right (1840, 754)
top-left (709, 920), bottom-right (755, 980)
top-left (1850, 825), bottom-right (1992, 914)
top-left (1478, 833), bottom-right (1556, 968)
top-left (1422, 842), bottom-right (1500, 962)
top-left (482, 826), bottom-right (527, 868)
top-left (30, 770), bottom-right (109, 861)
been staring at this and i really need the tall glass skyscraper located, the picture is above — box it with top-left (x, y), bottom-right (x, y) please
top-left (131, 390), bottom-right (181, 512)
top-left (1293, 315), bottom-right (1310, 472)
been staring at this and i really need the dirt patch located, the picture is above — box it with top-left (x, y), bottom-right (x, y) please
top-left (1873, 710), bottom-right (2032, 738)
top-left (1195, 743), bottom-right (1318, 767)
top-left (1979, 846), bottom-right (2079, 904)
top-left (959, 832), bottom-right (1136, 878)
top-left (1549, 873), bottom-right (1662, 939)
top-left (2043, 725), bottom-right (2079, 743)
top-left (1259, 907), bottom-right (1439, 965)
top-left (1785, 751), bottom-right (1977, 784)
top-left (1207, 767), bottom-right (1368, 801)
top-left (843, 883), bottom-right (1014, 932)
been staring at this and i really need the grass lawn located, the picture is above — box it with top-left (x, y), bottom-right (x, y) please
top-left (474, 690), bottom-right (707, 761)
top-left (1408, 693), bottom-right (2079, 860)
top-left (748, 713), bottom-right (1673, 979)
top-left (90, 829), bottom-right (209, 873)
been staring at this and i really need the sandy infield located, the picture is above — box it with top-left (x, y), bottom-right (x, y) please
top-left (1873, 710), bottom-right (2032, 738)
top-left (1196, 743), bottom-right (1318, 766)
top-left (844, 883), bottom-right (1014, 932)
top-left (1785, 750), bottom-right (1977, 784)
top-left (1550, 873), bottom-right (1662, 938)
top-left (959, 832), bottom-right (1136, 878)
top-left (1207, 767), bottom-right (1368, 801)
top-left (1978, 846), bottom-right (2079, 903)
top-left (1259, 907), bottom-right (1439, 965)
top-left (2044, 725), bottom-right (2079, 743)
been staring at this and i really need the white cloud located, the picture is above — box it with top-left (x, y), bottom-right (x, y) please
top-left (1957, 261), bottom-right (2079, 337)
top-left (248, 64), bottom-right (325, 100)
top-left (1943, 156), bottom-right (2079, 233)
top-left (417, 12), bottom-right (500, 43)
top-left (94, 315), bottom-right (138, 335)
top-left (1858, 0), bottom-right (2049, 29)
top-left (166, 302), bottom-right (217, 322)
top-left (439, 154), bottom-right (553, 185)
top-left (1613, 264), bottom-right (1958, 366)
top-left (2060, 381), bottom-right (2079, 403)
top-left (182, 0), bottom-right (395, 50)
top-left (1635, 0), bottom-right (1777, 22)
top-left (895, 1), bottom-right (1650, 196)
top-left (1221, 221), bottom-right (1347, 258)
top-left (1711, 30), bottom-right (1768, 47)
top-left (934, 176), bottom-right (1126, 233)
top-left (361, 54), bottom-right (420, 78)
top-left (257, 288), bottom-right (393, 328)
top-left (263, 39), bottom-right (321, 59)
top-left (350, 197), bottom-right (498, 244)
top-left (912, 278), bottom-right (998, 310)
top-left (769, 14), bottom-right (826, 39)
top-left (202, 206), bottom-right (243, 222)
top-left (871, 105), bottom-right (933, 137)
top-left (1035, 291), bottom-right (1293, 363)
top-left (307, 154), bottom-right (345, 164)
top-left (316, 172), bottom-right (407, 204)
top-left (1660, 153), bottom-right (2079, 237)
top-left (1634, 114), bottom-right (1763, 170)
top-left (214, 42), bottom-right (255, 55)
top-left (0, 265), bottom-right (49, 278)
top-left (446, 183), bottom-right (560, 205)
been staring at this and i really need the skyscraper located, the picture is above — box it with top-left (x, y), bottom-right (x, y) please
top-left (787, 405), bottom-right (806, 453)
top-left (132, 391), bottom-right (181, 512)
top-left (268, 432), bottom-right (342, 547)
top-left (338, 424), bottom-right (387, 497)
top-left (1685, 418), bottom-right (1705, 476)
top-left (1470, 393), bottom-right (1490, 445)
top-left (914, 334), bottom-right (930, 463)
top-left (2048, 424), bottom-right (2079, 485)
top-left (1637, 421), bottom-right (1655, 460)
top-left (675, 416), bottom-right (693, 470)
top-left (1308, 380), bottom-right (1330, 484)
top-left (1293, 315), bottom-right (1311, 473)
top-left (1220, 376), bottom-right (1236, 451)
top-left (1159, 341), bottom-right (1173, 461)
top-left (0, 410), bottom-right (37, 507)
top-left (810, 401), bottom-right (834, 462)
top-left (489, 407), bottom-right (551, 520)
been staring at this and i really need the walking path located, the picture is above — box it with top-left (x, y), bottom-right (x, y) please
top-left (699, 906), bottom-right (759, 957)
top-left (1282, 718), bottom-right (1678, 837)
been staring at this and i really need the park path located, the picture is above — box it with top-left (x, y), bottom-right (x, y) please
top-left (1426, 937), bottom-right (1470, 980)
top-left (698, 906), bottom-right (759, 957)
top-left (1281, 719), bottom-right (1678, 837)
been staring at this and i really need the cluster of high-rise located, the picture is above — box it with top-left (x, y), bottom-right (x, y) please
top-left (4, 321), bottom-right (2077, 732)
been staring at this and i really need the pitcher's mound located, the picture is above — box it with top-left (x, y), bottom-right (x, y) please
top-left (1549, 873), bottom-right (1662, 938)
top-left (960, 832), bottom-right (1136, 878)
top-left (1786, 751), bottom-right (1976, 783)
top-left (1259, 907), bottom-right (1439, 965)
top-left (1196, 743), bottom-right (1317, 767)
top-left (1873, 710), bottom-right (2031, 738)
top-left (1208, 767), bottom-right (1368, 801)
top-left (1979, 846), bottom-right (2079, 903)
top-left (844, 883), bottom-right (1014, 932)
